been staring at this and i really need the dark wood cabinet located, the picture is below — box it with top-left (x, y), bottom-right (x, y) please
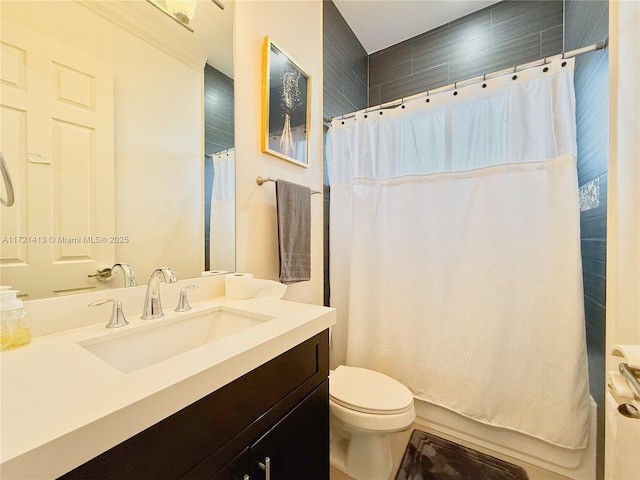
top-left (209, 450), bottom-right (249, 480)
top-left (59, 330), bottom-right (329, 480)
top-left (249, 381), bottom-right (329, 480)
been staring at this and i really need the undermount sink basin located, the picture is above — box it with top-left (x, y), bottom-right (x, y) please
top-left (79, 307), bottom-right (270, 373)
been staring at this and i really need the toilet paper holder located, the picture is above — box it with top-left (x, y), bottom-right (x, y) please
top-left (619, 363), bottom-right (640, 399)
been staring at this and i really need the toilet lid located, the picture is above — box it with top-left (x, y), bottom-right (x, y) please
top-left (329, 366), bottom-right (414, 415)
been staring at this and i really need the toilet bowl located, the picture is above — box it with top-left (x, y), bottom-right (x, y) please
top-left (329, 366), bottom-right (415, 480)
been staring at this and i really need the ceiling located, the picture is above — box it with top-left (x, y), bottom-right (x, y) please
top-left (333, 0), bottom-right (500, 54)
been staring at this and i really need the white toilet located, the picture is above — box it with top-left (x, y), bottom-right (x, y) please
top-left (329, 365), bottom-right (416, 480)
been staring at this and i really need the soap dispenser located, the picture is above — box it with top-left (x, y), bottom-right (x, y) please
top-left (0, 287), bottom-right (31, 350)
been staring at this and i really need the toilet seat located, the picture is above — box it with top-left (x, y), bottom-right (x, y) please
top-left (329, 366), bottom-right (414, 415)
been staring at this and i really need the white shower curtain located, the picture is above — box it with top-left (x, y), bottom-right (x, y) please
top-left (328, 58), bottom-right (591, 449)
top-left (210, 150), bottom-right (235, 272)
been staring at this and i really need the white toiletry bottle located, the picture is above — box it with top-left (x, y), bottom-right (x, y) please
top-left (0, 288), bottom-right (31, 350)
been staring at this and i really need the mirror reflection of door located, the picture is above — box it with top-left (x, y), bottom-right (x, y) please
top-left (0, 22), bottom-right (115, 299)
top-left (203, 64), bottom-right (234, 273)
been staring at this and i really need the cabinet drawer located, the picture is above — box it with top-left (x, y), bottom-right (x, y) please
top-left (59, 330), bottom-right (329, 480)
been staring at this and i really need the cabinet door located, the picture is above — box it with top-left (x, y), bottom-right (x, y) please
top-left (249, 380), bottom-right (329, 480)
top-left (209, 449), bottom-right (249, 480)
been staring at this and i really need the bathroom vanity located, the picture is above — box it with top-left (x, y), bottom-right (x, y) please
top-left (0, 290), bottom-right (335, 480)
top-left (60, 330), bottom-right (329, 479)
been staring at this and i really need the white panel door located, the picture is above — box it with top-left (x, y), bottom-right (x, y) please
top-left (0, 22), bottom-right (114, 299)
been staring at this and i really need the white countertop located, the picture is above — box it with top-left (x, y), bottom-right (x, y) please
top-left (0, 296), bottom-right (335, 479)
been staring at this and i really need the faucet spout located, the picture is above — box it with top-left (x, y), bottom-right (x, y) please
top-left (141, 267), bottom-right (177, 320)
top-left (111, 263), bottom-right (137, 287)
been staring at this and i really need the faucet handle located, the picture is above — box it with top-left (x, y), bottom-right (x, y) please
top-left (89, 299), bottom-right (129, 328)
top-left (175, 285), bottom-right (198, 312)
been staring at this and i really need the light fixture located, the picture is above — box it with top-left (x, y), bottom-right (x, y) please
top-left (146, 0), bottom-right (224, 32)
top-left (165, 0), bottom-right (197, 25)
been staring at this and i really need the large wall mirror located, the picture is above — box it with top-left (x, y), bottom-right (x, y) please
top-left (0, 0), bottom-right (235, 300)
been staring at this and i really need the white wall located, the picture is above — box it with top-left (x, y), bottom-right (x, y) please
top-left (2, 1), bottom-right (203, 284)
top-left (606, 0), bottom-right (640, 351)
top-left (605, 0), bottom-right (640, 478)
top-left (234, 0), bottom-right (324, 305)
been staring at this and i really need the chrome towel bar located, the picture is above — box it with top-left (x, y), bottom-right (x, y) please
top-left (256, 176), bottom-right (321, 195)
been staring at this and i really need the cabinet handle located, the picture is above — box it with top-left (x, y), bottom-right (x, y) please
top-left (257, 457), bottom-right (270, 480)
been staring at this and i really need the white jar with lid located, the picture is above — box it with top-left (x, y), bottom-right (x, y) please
top-left (0, 287), bottom-right (31, 350)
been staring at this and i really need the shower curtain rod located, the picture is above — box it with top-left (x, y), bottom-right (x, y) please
top-left (327, 40), bottom-right (608, 124)
top-left (207, 147), bottom-right (234, 158)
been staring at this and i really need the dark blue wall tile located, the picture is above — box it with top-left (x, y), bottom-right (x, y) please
top-left (491, 1), bottom-right (563, 46)
top-left (204, 65), bottom-right (234, 155)
top-left (323, 0), bottom-right (368, 120)
top-left (565, 0), bottom-right (609, 50)
top-left (450, 32), bottom-right (541, 80)
top-left (367, 0), bottom-right (564, 108)
top-left (369, 42), bottom-right (413, 87)
top-left (575, 51), bottom-right (609, 185)
top-left (541, 25), bottom-right (564, 58)
top-left (368, 86), bottom-right (381, 107)
top-left (380, 64), bottom-right (448, 104)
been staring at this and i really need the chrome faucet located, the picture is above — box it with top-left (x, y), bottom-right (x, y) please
top-left (89, 298), bottom-right (129, 328)
top-left (141, 267), bottom-right (177, 320)
top-left (175, 284), bottom-right (198, 312)
top-left (111, 263), bottom-right (137, 287)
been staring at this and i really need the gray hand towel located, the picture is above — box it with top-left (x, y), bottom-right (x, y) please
top-left (276, 179), bottom-right (311, 284)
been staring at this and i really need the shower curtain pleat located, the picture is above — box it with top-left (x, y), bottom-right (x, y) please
top-left (328, 58), bottom-right (591, 449)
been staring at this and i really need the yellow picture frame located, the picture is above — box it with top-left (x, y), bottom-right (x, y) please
top-left (261, 37), bottom-right (311, 168)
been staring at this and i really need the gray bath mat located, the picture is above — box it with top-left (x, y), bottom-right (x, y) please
top-left (395, 430), bottom-right (529, 480)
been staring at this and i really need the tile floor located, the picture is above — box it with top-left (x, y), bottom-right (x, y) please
top-left (329, 420), bottom-right (572, 480)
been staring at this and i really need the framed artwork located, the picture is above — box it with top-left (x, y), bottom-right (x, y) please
top-left (262, 37), bottom-right (311, 168)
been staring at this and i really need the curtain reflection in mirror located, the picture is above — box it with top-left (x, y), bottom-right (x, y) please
top-left (208, 149), bottom-right (235, 273)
